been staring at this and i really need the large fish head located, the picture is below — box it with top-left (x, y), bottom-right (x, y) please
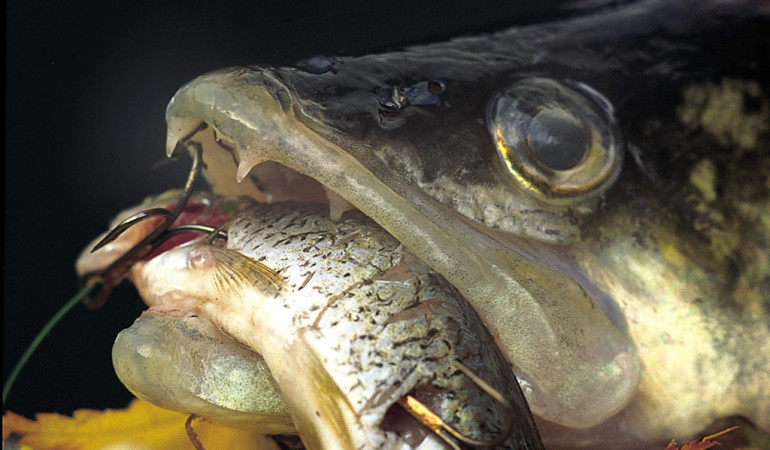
top-left (162, 0), bottom-right (769, 441)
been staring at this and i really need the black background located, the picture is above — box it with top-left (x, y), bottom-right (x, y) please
top-left (4, 0), bottom-right (573, 418)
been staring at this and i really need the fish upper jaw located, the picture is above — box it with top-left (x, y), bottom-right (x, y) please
top-left (164, 66), bottom-right (640, 428)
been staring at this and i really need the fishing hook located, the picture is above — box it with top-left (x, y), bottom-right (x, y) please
top-left (90, 208), bottom-right (173, 252)
top-left (80, 140), bottom-right (204, 308)
top-left (396, 361), bottom-right (516, 449)
top-left (90, 209), bottom-right (229, 253)
top-left (161, 224), bottom-right (228, 242)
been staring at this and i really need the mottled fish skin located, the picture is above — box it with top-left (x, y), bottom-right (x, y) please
top-left (123, 197), bottom-right (541, 449)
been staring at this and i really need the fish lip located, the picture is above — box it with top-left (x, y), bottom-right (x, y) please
top-left (165, 66), bottom-right (641, 429)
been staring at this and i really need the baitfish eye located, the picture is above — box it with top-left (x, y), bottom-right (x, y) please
top-left (487, 77), bottom-right (623, 204)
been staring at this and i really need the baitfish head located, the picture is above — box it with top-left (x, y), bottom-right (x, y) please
top-left (78, 0), bottom-right (769, 447)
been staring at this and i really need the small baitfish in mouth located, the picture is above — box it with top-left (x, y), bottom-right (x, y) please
top-left (78, 191), bottom-right (543, 449)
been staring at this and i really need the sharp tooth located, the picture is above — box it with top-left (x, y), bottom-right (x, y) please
top-left (324, 187), bottom-right (355, 221)
top-left (235, 145), bottom-right (269, 183)
top-left (166, 118), bottom-right (205, 157)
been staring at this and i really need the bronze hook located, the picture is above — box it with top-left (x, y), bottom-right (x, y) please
top-left (90, 208), bottom-right (173, 252)
top-left (203, 216), bottom-right (236, 245)
top-left (80, 141), bottom-right (204, 308)
top-left (154, 206), bottom-right (235, 247)
top-left (396, 361), bottom-right (515, 449)
top-left (159, 224), bottom-right (228, 243)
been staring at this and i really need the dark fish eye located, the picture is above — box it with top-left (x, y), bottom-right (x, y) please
top-left (428, 78), bottom-right (446, 94)
top-left (487, 77), bottom-right (623, 204)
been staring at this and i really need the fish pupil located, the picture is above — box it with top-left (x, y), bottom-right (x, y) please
top-left (527, 108), bottom-right (588, 171)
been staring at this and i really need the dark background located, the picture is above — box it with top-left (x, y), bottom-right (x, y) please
top-left (4, 0), bottom-right (575, 417)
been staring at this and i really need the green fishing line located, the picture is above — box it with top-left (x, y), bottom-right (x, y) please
top-left (3, 283), bottom-right (99, 407)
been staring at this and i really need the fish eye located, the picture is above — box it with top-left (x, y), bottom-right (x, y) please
top-left (487, 78), bottom-right (623, 204)
top-left (428, 79), bottom-right (446, 94)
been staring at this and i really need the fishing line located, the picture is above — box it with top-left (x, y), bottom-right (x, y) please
top-left (3, 283), bottom-right (99, 407)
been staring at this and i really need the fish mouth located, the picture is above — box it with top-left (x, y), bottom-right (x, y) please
top-left (165, 66), bottom-right (640, 429)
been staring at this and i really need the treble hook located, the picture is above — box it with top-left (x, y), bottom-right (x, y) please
top-left (80, 140), bottom-right (204, 308)
top-left (397, 361), bottom-right (528, 449)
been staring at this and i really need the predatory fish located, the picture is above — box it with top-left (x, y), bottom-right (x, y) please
top-left (76, 0), bottom-right (768, 448)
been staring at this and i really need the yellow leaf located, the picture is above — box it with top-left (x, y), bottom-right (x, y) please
top-left (3, 398), bottom-right (281, 450)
